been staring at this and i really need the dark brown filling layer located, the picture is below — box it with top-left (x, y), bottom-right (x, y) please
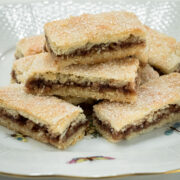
top-left (94, 104), bottom-right (180, 140)
top-left (26, 78), bottom-right (136, 94)
top-left (43, 43), bottom-right (48, 52)
top-left (0, 108), bottom-right (88, 143)
top-left (11, 70), bottom-right (21, 84)
top-left (11, 70), bottom-right (138, 95)
top-left (46, 35), bottom-right (145, 59)
top-left (11, 70), bottom-right (19, 83)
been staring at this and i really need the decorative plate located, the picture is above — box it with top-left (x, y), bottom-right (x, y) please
top-left (0, 0), bottom-right (180, 178)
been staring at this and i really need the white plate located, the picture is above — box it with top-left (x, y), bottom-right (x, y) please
top-left (0, 0), bottom-right (180, 178)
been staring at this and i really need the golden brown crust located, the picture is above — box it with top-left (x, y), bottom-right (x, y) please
top-left (93, 113), bottom-right (180, 143)
top-left (32, 85), bottom-right (137, 103)
top-left (0, 116), bottom-right (87, 149)
top-left (60, 96), bottom-right (94, 105)
top-left (44, 11), bottom-right (145, 54)
top-left (12, 53), bottom-right (139, 85)
top-left (46, 43), bottom-right (146, 67)
top-left (94, 73), bottom-right (180, 132)
top-left (0, 84), bottom-right (86, 135)
top-left (137, 26), bottom-right (180, 73)
top-left (12, 53), bottom-right (139, 102)
top-left (44, 11), bottom-right (146, 64)
top-left (138, 64), bottom-right (159, 85)
top-left (15, 35), bottom-right (45, 59)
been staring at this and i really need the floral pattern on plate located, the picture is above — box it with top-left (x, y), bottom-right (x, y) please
top-left (68, 156), bottom-right (115, 164)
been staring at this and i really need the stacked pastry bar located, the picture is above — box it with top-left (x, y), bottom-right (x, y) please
top-left (92, 25), bottom-right (180, 142)
top-left (44, 11), bottom-right (147, 67)
top-left (12, 53), bottom-right (141, 102)
top-left (0, 85), bottom-right (88, 149)
top-left (93, 73), bottom-right (180, 142)
top-left (12, 11), bottom-right (147, 103)
top-left (1, 11), bottom-right (179, 150)
top-left (137, 26), bottom-right (180, 74)
top-left (15, 35), bottom-right (45, 59)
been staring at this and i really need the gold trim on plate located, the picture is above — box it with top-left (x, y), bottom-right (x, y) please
top-left (0, 169), bottom-right (180, 179)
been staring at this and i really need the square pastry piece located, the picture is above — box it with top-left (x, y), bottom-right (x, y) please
top-left (137, 26), bottom-right (180, 74)
top-left (15, 35), bottom-right (45, 59)
top-left (0, 85), bottom-right (87, 149)
top-left (93, 73), bottom-right (180, 143)
top-left (12, 53), bottom-right (140, 103)
top-left (44, 11), bottom-right (146, 67)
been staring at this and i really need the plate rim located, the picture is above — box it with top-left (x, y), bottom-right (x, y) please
top-left (0, 169), bottom-right (180, 179)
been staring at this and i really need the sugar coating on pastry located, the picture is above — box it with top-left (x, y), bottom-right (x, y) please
top-left (45, 11), bottom-right (145, 55)
top-left (12, 53), bottom-right (139, 102)
top-left (12, 53), bottom-right (139, 85)
top-left (44, 11), bottom-right (146, 66)
top-left (0, 84), bottom-right (87, 149)
top-left (94, 73), bottom-right (180, 138)
top-left (15, 35), bottom-right (45, 59)
top-left (137, 26), bottom-right (180, 74)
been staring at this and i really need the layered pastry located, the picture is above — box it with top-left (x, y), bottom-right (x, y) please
top-left (93, 73), bottom-right (180, 142)
top-left (12, 53), bottom-right (140, 102)
top-left (0, 84), bottom-right (87, 149)
top-left (57, 96), bottom-right (94, 105)
top-left (14, 36), bottom-right (92, 105)
top-left (15, 35), bottom-right (45, 59)
top-left (137, 26), bottom-right (180, 74)
top-left (44, 11), bottom-right (146, 67)
top-left (45, 65), bottom-right (158, 105)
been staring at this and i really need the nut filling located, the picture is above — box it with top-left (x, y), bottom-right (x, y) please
top-left (11, 70), bottom-right (19, 83)
top-left (46, 35), bottom-right (145, 59)
top-left (94, 104), bottom-right (180, 140)
top-left (0, 108), bottom-right (88, 143)
top-left (25, 78), bottom-right (137, 94)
